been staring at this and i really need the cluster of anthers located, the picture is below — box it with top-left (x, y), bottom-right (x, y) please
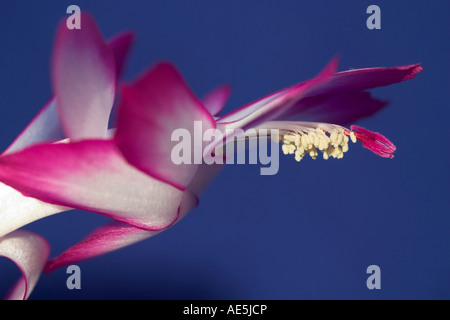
top-left (280, 126), bottom-right (358, 162)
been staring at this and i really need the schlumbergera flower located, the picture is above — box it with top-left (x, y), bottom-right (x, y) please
top-left (0, 13), bottom-right (422, 299)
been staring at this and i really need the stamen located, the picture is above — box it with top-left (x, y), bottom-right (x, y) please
top-left (279, 126), bottom-right (355, 162)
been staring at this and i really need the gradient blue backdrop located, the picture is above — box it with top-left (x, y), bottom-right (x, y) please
top-left (0, 0), bottom-right (449, 299)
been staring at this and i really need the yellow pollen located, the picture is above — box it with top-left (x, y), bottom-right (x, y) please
top-left (280, 128), bottom-right (353, 162)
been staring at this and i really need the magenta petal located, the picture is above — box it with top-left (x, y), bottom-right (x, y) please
top-left (0, 140), bottom-right (184, 230)
top-left (44, 190), bottom-right (198, 273)
top-left (201, 84), bottom-right (232, 116)
top-left (286, 91), bottom-right (389, 126)
top-left (52, 13), bottom-right (116, 140)
top-left (107, 31), bottom-right (135, 78)
top-left (305, 64), bottom-right (423, 97)
top-left (115, 62), bottom-right (216, 190)
top-left (279, 64), bottom-right (423, 125)
top-left (0, 230), bottom-right (50, 300)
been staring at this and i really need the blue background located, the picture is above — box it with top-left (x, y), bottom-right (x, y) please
top-left (0, 0), bottom-right (449, 299)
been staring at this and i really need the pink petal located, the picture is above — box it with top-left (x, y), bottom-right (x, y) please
top-left (285, 91), bottom-right (389, 126)
top-left (280, 64), bottom-right (423, 125)
top-left (201, 84), bottom-right (232, 116)
top-left (0, 140), bottom-right (184, 231)
top-left (107, 31), bottom-right (135, 78)
top-left (0, 230), bottom-right (50, 300)
top-left (52, 13), bottom-right (116, 140)
top-left (304, 64), bottom-right (423, 97)
top-left (114, 62), bottom-right (216, 190)
top-left (44, 190), bottom-right (198, 273)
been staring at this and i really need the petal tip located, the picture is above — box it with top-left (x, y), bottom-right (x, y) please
top-left (403, 63), bottom-right (423, 80)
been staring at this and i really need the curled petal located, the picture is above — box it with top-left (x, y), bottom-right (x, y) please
top-left (0, 140), bottom-right (184, 231)
top-left (52, 13), bottom-right (116, 140)
top-left (45, 190), bottom-right (198, 273)
top-left (0, 230), bottom-right (50, 300)
top-left (115, 62), bottom-right (216, 190)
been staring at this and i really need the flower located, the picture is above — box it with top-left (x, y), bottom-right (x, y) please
top-left (212, 58), bottom-right (421, 162)
top-left (0, 13), bottom-right (422, 299)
